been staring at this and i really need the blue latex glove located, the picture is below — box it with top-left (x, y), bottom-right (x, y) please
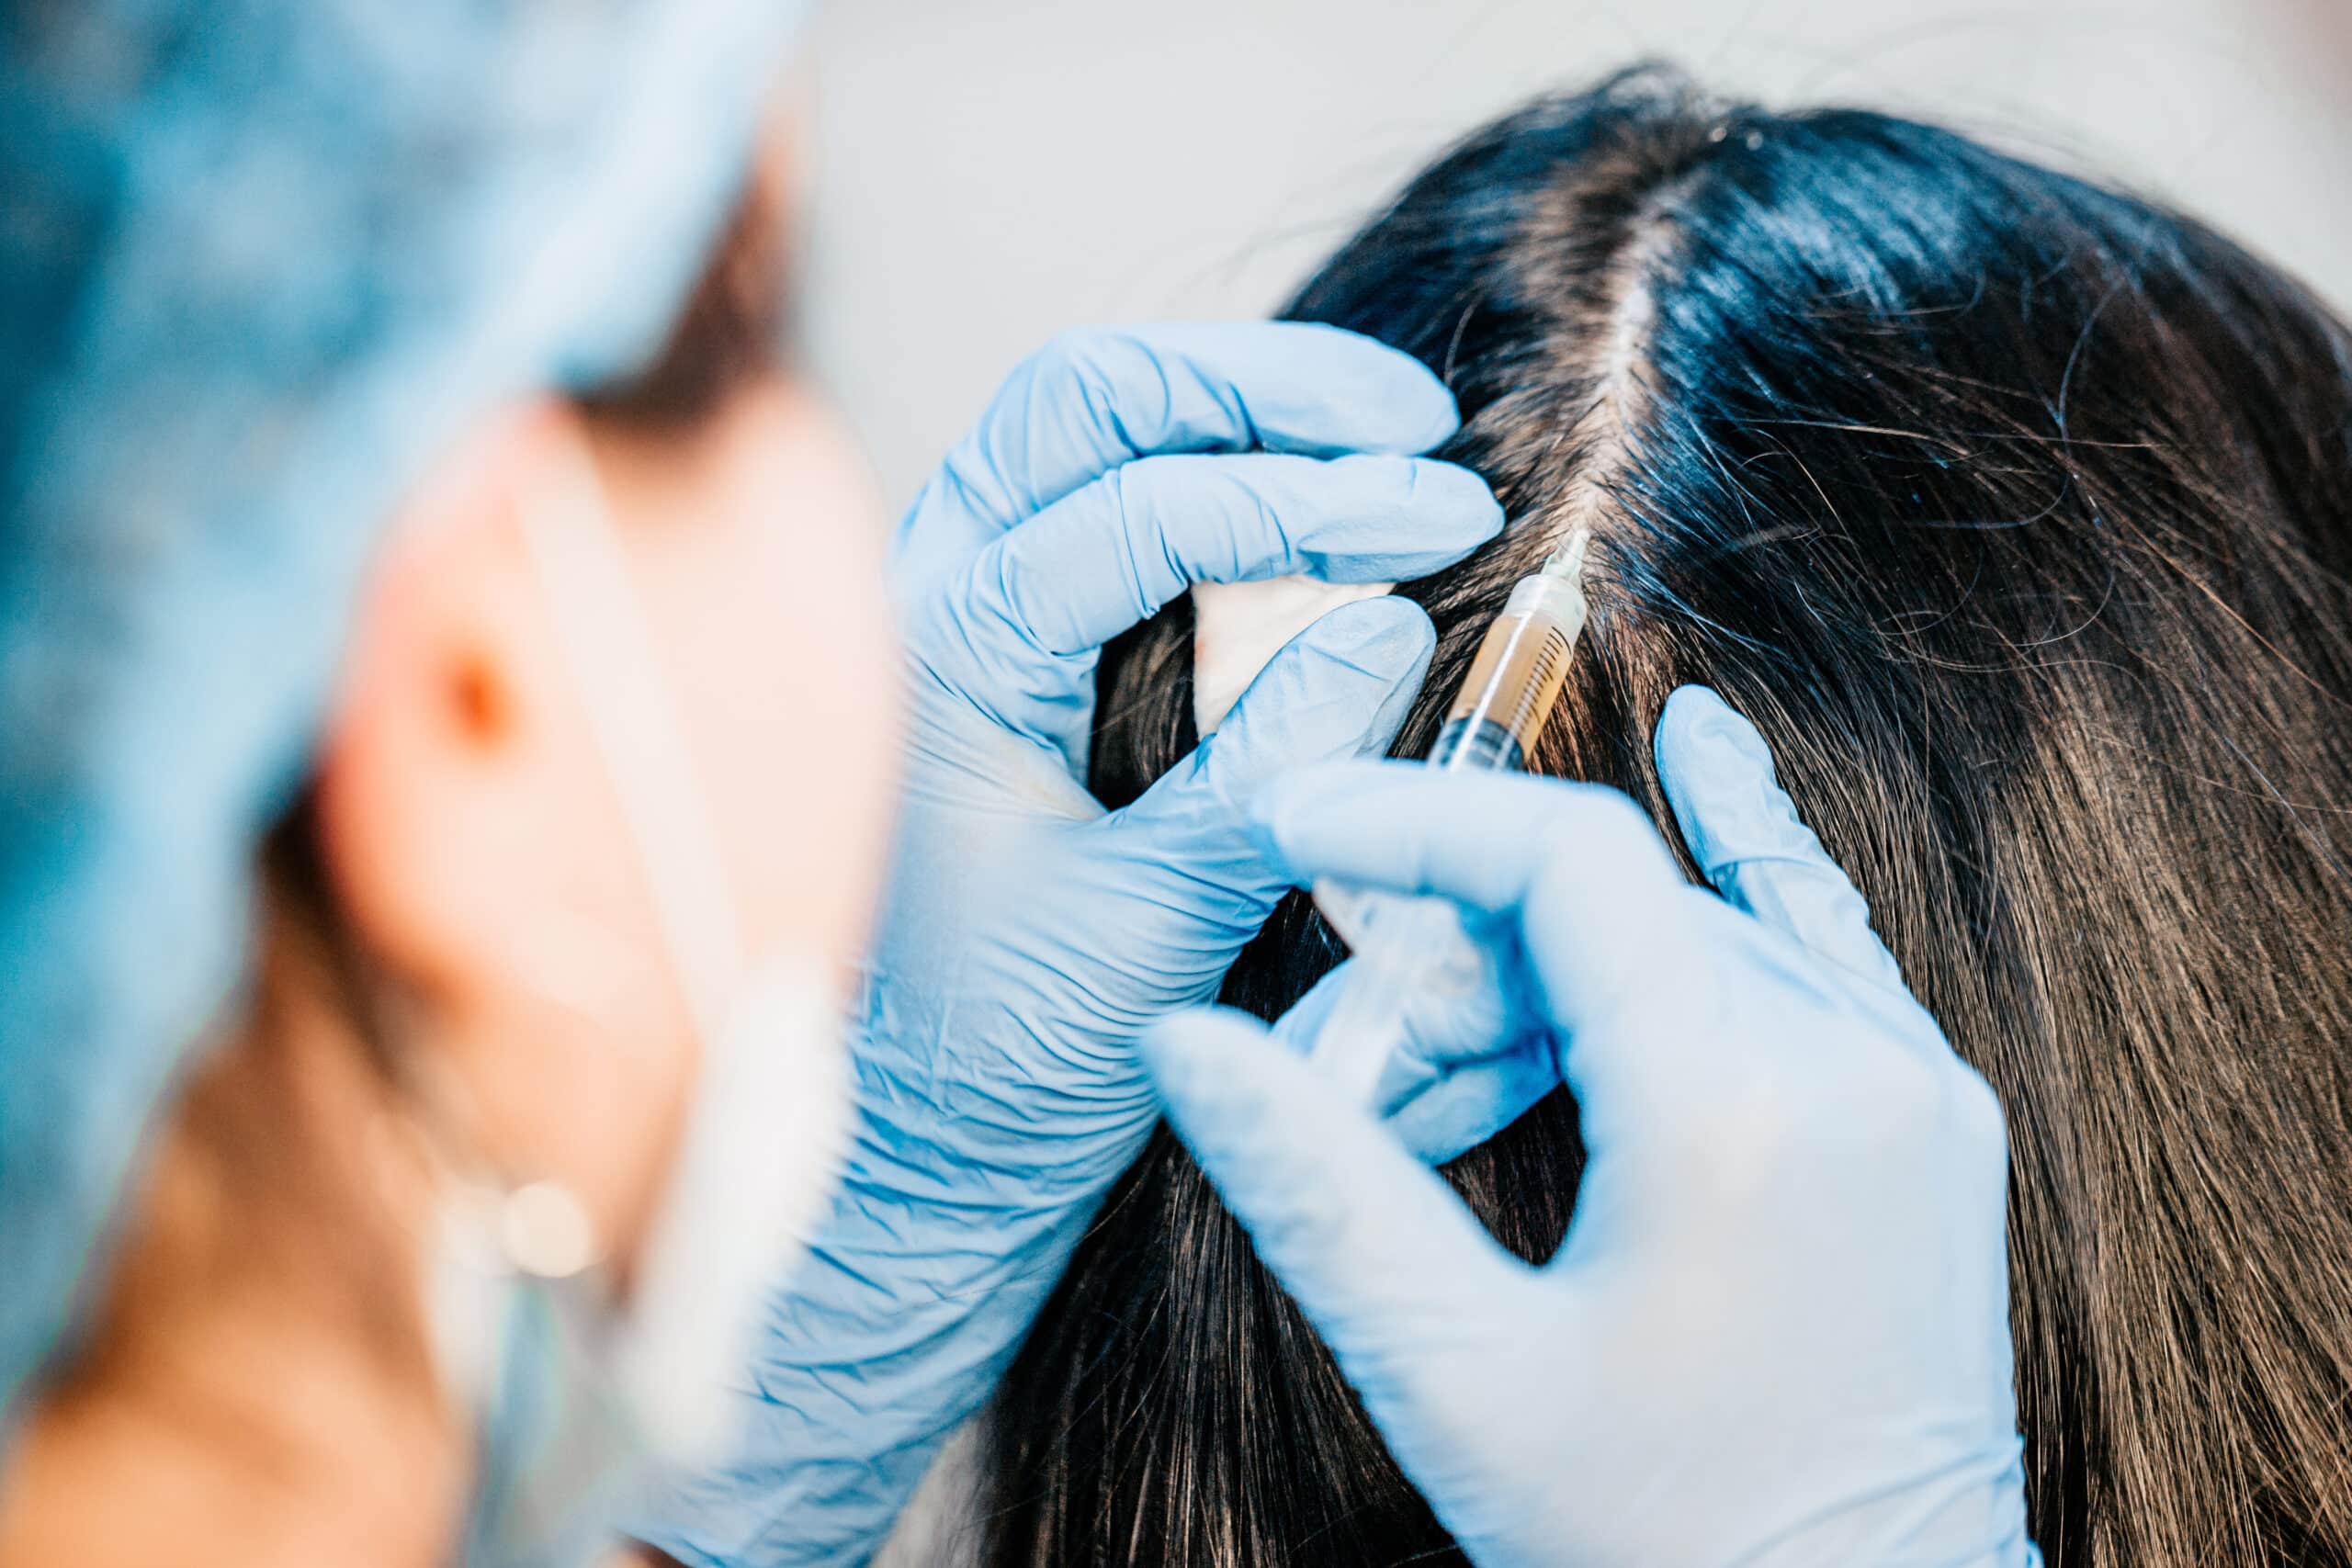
top-left (1145, 686), bottom-right (2041, 1568)
top-left (637, 324), bottom-right (1504, 1565)
top-left (1271, 906), bottom-right (1540, 1165)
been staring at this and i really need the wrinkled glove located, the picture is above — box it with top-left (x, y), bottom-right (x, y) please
top-left (1146, 685), bottom-right (2041, 1568)
top-left (636, 323), bottom-right (1503, 1566)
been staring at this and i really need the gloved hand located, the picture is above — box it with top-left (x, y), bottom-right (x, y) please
top-left (635, 324), bottom-right (1503, 1566)
top-left (1145, 686), bottom-right (2041, 1568)
top-left (1269, 901), bottom-right (1541, 1166)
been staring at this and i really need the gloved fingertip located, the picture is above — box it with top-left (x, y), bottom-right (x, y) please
top-left (1388, 368), bottom-right (1464, 455)
top-left (1241, 807), bottom-right (1291, 868)
top-left (1396, 457), bottom-right (1509, 548)
top-left (1336, 334), bottom-right (1461, 453)
top-left (1291, 593), bottom-right (1437, 675)
top-left (1282, 455), bottom-right (1505, 586)
top-left (1139, 1007), bottom-right (1283, 1120)
top-left (1654, 687), bottom-right (1911, 990)
top-left (1240, 324), bottom-right (1461, 455)
top-left (1655, 684), bottom-right (1772, 781)
top-left (1654, 684), bottom-right (1806, 877)
top-left (1200, 601), bottom-right (1435, 805)
top-left (1317, 603), bottom-right (1436, 762)
top-left (1242, 758), bottom-right (1375, 869)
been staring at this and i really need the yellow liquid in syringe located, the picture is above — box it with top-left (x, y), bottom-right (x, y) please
top-left (1428, 529), bottom-right (1589, 773)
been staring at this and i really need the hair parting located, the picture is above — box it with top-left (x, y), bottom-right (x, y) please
top-left (982, 64), bottom-right (2352, 1568)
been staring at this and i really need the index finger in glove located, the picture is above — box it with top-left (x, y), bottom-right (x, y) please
top-left (1250, 762), bottom-right (1733, 1100)
top-left (899, 323), bottom-right (1462, 573)
top-left (926, 453), bottom-right (1498, 761)
top-left (1654, 685), bottom-right (1909, 997)
top-left (1272, 949), bottom-right (1558, 1167)
top-left (988, 453), bottom-right (1499, 656)
top-left (1254, 762), bottom-right (1701, 1017)
top-left (1098, 595), bottom-right (1436, 934)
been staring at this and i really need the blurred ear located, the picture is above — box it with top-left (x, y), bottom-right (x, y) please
top-left (308, 400), bottom-right (642, 1021)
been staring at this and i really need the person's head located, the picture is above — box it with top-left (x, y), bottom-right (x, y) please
top-left (986, 66), bottom-right (2352, 1567)
top-left (0, 6), bottom-right (896, 1560)
top-left (304, 141), bottom-right (896, 1313)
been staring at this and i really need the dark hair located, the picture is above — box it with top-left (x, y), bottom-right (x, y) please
top-left (574, 152), bottom-right (794, 432)
top-left (980, 66), bottom-right (2352, 1567)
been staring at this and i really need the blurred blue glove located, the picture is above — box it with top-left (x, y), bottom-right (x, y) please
top-left (1146, 686), bottom-right (2041, 1568)
top-left (636, 324), bottom-right (1503, 1565)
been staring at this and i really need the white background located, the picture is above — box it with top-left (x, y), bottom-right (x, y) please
top-left (797, 1), bottom-right (2352, 505)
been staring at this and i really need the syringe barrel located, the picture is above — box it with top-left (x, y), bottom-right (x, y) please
top-left (1434, 572), bottom-right (1588, 772)
top-left (1306, 546), bottom-right (1590, 1106)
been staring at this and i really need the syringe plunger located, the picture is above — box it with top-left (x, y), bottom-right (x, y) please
top-left (1306, 527), bottom-right (1593, 1100)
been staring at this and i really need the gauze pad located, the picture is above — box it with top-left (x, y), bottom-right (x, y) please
top-left (1191, 577), bottom-right (1396, 735)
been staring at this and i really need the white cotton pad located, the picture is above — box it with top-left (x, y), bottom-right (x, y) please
top-left (1191, 576), bottom-right (1397, 736)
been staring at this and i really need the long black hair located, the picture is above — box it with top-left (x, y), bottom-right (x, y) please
top-left (983, 66), bottom-right (2352, 1567)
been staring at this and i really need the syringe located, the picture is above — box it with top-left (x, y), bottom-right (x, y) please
top-left (1306, 527), bottom-right (1592, 1103)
